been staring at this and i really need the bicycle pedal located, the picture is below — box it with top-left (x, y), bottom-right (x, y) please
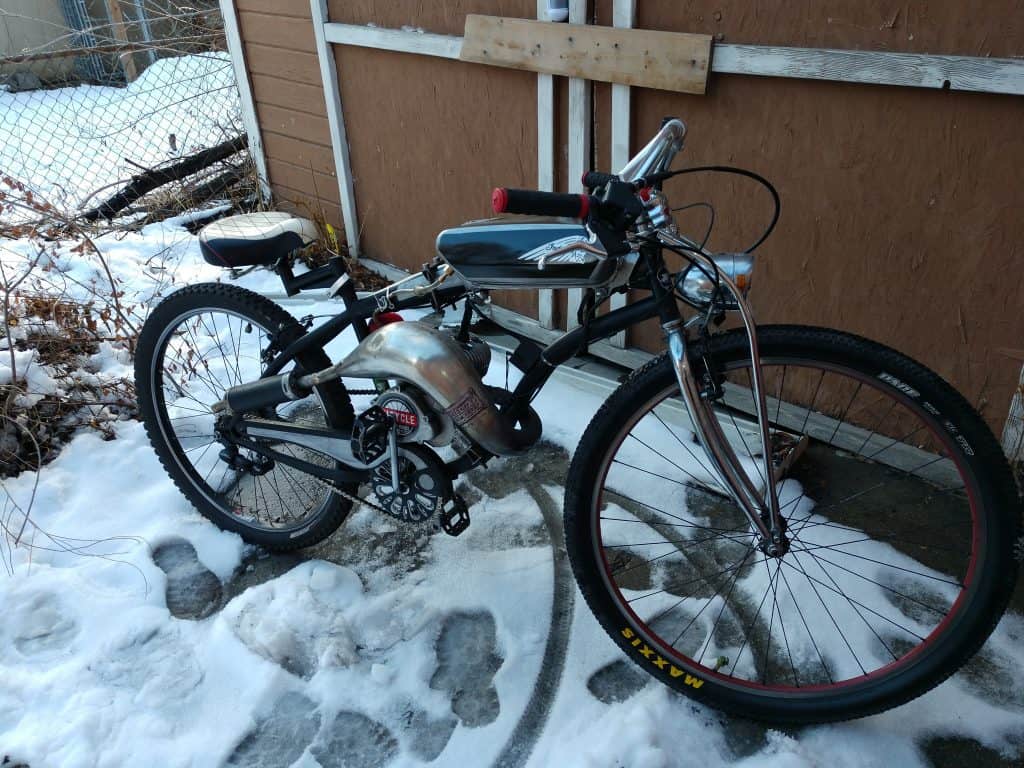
top-left (440, 495), bottom-right (470, 537)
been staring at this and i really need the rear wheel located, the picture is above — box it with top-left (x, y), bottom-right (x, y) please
top-left (565, 325), bottom-right (1019, 723)
top-left (135, 283), bottom-right (356, 551)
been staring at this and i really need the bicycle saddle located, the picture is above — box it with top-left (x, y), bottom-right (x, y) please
top-left (199, 212), bottom-right (319, 268)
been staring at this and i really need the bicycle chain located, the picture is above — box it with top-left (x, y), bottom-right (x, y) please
top-left (307, 471), bottom-right (392, 516)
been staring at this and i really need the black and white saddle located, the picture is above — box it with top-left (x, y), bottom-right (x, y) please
top-left (198, 212), bottom-right (320, 268)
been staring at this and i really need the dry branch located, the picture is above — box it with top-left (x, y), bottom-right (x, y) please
top-left (80, 134), bottom-right (247, 222)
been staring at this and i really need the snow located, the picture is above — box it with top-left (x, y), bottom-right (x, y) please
top-left (0, 53), bottom-right (240, 220)
top-left (0, 219), bottom-right (1022, 767)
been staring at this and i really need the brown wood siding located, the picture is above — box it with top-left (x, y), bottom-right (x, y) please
top-left (243, 43), bottom-right (323, 86)
top-left (325, 0), bottom-right (536, 36)
top-left (254, 102), bottom-right (331, 146)
top-left (236, 1), bottom-right (1024, 433)
top-left (260, 131), bottom-right (335, 175)
top-left (330, 33), bottom-right (541, 318)
top-left (629, 1), bottom-right (1024, 58)
top-left (612, 78), bottom-right (1024, 430)
top-left (237, 0), bottom-right (337, 225)
top-left (250, 74), bottom-right (327, 117)
top-left (582, 1), bottom-right (1024, 431)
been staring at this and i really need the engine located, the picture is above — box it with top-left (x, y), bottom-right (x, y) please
top-left (353, 326), bottom-right (496, 454)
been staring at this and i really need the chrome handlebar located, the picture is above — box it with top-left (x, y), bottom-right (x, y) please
top-left (617, 119), bottom-right (687, 182)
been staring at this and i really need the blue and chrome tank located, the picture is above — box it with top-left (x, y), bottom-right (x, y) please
top-left (436, 217), bottom-right (615, 289)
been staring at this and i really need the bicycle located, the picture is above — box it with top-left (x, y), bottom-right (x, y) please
top-left (134, 119), bottom-right (1020, 724)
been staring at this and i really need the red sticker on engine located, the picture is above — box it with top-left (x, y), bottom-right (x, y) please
top-left (379, 398), bottom-right (419, 437)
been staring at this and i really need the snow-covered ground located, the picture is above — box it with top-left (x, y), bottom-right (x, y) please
top-left (0, 219), bottom-right (1022, 768)
top-left (0, 53), bottom-right (239, 220)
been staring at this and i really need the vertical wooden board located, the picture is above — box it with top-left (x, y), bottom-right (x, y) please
top-left (332, 46), bottom-right (539, 318)
top-left (325, 0), bottom-right (536, 36)
top-left (633, 1), bottom-right (1024, 59)
top-left (619, 77), bottom-right (1024, 434)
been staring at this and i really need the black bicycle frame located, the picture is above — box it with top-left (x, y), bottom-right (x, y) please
top-left (261, 246), bottom-right (679, 424)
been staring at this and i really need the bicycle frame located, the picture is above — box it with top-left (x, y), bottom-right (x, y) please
top-left (245, 118), bottom-right (785, 551)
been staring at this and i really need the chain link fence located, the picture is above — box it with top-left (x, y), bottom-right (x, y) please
top-left (0, 0), bottom-right (253, 226)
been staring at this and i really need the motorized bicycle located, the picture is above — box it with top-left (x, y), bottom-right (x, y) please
top-left (134, 119), bottom-right (1020, 724)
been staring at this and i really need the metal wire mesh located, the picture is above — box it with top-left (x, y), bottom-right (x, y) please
top-left (0, 0), bottom-right (248, 224)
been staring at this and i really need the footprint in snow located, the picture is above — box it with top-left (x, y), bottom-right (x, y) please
top-left (152, 538), bottom-right (222, 620)
top-left (311, 711), bottom-right (399, 768)
top-left (430, 610), bottom-right (504, 728)
top-left (225, 691), bottom-right (399, 768)
top-left (225, 691), bottom-right (321, 767)
top-left (10, 591), bottom-right (79, 658)
top-left (586, 659), bottom-right (650, 704)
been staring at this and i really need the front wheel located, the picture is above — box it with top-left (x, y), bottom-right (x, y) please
top-left (564, 325), bottom-right (1020, 723)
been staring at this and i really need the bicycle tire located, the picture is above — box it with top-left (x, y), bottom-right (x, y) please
top-left (135, 283), bottom-right (356, 551)
top-left (564, 325), bottom-right (1020, 723)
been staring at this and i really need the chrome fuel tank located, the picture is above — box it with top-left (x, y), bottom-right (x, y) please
top-left (436, 218), bottom-right (614, 289)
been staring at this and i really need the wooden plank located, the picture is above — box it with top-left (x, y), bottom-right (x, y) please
top-left (245, 43), bottom-right (323, 85)
top-left (250, 73), bottom-right (327, 116)
top-left (255, 102), bottom-right (331, 146)
top-left (238, 11), bottom-right (319, 53)
top-left (315, 21), bottom-right (1024, 98)
top-left (323, 23), bottom-right (463, 59)
top-left (310, 0), bottom-right (361, 258)
top-left (460, 15), bottom-right (711, 94)
top-left (711, 44), bottom-right (1024, 96)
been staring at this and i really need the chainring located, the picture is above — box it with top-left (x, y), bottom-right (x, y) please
top-left (371, 444), bottom-right (452, 523)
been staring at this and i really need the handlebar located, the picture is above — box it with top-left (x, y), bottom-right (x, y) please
top-left (581, 171), bottom-right (619, 189)
top-left (491, 188), bottom-right (593, 219)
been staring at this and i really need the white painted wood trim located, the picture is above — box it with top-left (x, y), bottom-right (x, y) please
top-left (565, 0), bottom-right (590, 330)
top-left (317, 20), bottom-right (1024, 97)
top-left (218, 0), bottom-right (270, 200)
top-left (323, 23), bottom-right (463, 59)
top-left (310, 0), bottom-right (361, 259)
top-left (712, 44), bottom-right (1024, 96)
top-left (536, 1), bottom-right (556, 330)
top-left (1002, 364), bottom-right (1024, 461)
top-left (607, 0), bottom-right (635, 347)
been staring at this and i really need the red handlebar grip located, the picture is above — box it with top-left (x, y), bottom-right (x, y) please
top-left (492, 187), bottom-right (509, 214)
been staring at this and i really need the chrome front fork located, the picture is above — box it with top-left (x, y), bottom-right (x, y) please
top-left (660, 239), bottom-right (786, 553)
